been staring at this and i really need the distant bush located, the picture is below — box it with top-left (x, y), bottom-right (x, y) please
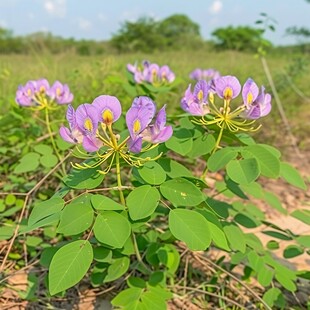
top-left (211, 25), bottom-right (272, 52)
top-left (111, 14), bottom-right (203, 53)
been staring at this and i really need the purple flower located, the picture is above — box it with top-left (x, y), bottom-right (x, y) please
top-left (60, 104), bottom-right (102, 152)
top-left (75, 104), bottom-right (102, 152)
top-left (189, 69), bottom-right (203, 80)
top-left (126, 96), bottom-right (156, 140)
top-left (242, 78), bottom-right (259, 106)
top-left (92, 95), bottom-right (122, 125)
top-left (142, 105), bottom-right (173, 143)
top-left (146, 63), bottom-right (160, 83)
top-left (48, 81), bottom-right (73, 104)
top-left (214, 75), bottom-right (241, 100)
top-left (203, 69), bottom-right (220, 80)
top-left (126, 96), bottom-right (171, 153)
top-left (190, 68), bottom-right (220, 81)
top-left (16, 81), bottom-right (36, 106)
top-left (159, 65), bottom-right (175, 83)
top-left (35, 79), bottom-right (50, 94)
top-left (181, 81), bottom-right (210, 116)
top-left (59, 104), bottom-right (83, 145)
top-left (241, 86), bottom-right (272, 119)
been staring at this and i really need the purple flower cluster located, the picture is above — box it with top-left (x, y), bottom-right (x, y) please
top-left (127, 61), bottom-right (175, 85)
top-left (16, 78), bottom-right (73, 107)
top-left (181, 76), bottom-right (271, 120)
top-left (189, 68), bottom-right (220, 81)
top-left (60, 95), bottom-right (172, 153)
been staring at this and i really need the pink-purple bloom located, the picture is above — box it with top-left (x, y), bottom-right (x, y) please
top-left (92, 95), bottom-right (122, 125)
top-left (181, 75), bottom-right (272, 122)
top-left (127, 61), bottom-right (175, 85)
top-left (59, 104), bottom-right (102, 152)
top-left (126, 96), bottom-right (172, 153)
top-left (181, 80), bottom-right (210, 116)
top-left (241, 86), bottom-right (272, 119)
top-left (47, 81), bottom-right (74, 105)
top-left (60, 94), bottom-right (172, 154)
top-left (214, 75), bottom-right (241, 100)
top-left (189, 68), bottom-right (220, 81)
top-left (16, 78), bottom-right (73, 108)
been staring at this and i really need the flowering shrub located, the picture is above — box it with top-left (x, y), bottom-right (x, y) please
top-left (16, 78), bottom-right (73, 108)
top-left (2, 69), bottom-right (308, 310)
top-left (127, 60), bottom-right (175, 86)
top-left (189, 68), bottom-right (220, 81)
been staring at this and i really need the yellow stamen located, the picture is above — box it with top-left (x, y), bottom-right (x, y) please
top-left (84, 118), bottom-right (93, 131)
top-left (27, 89), bottom-right (32, 96)
top-left (223, 87), bottom-right (233, 100)
top-left (133, 119), bottom-right (141, 133)
top-left (56, 87), bottom-right (61, 96)
top-left (197, 90), bottom-right (204, 101)
top-left (247, 92), bottom-right (253, 104)
top-left (103, 109), bottom-right (113, 124)
top-left (40, 86), bottom-right (46, 93)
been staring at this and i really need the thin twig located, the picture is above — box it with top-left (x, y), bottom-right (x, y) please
top-left (172, 285), bottom-right (246, 309)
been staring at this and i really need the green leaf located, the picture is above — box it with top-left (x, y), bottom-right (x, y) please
top-left (275, 272), bottom-right (297, 291)
top-left (104, 256), bottom-right (130, 283)
top-left (14, 152), bottom-right (40, 173)
top-left (283, 245), bottom-right (304, 258)
top-left (49, 240), bottom-right (93, 295)
top-left (244, 145), bottom-right (280, 178)
top-left (267, 240), bottom-right (279, 250)
top-left (258, 266), bottom-right (274, 287)
top-left (64, 167), bottom-right (104, 189)
top-left (93, 247), bottom-right (112, 263)
top-left (165, 128), bottom-right (193, 155)
top-left (280, 162), bottom-right (307, 190)
top-left (57, 195), bottom-right (94, 236)
top-left (296, 235), bottom-right (310, 248)
top-left (135, 161), bottom-right (166, 185)
top-left (91, 194), bottom-right (125, 211)
top-left (34, 144), bottom-right (53, 155)
top-left (127, 185), bottom-right (160, 221)
top-left (207, 148), bottom-right (238, 172)
top-left (264, 191), bottom-right (287, 215)
top-left (28, 197), bottom-right (64, 226)
top-left (93, 211), bottom-right (131, 248)
top-left (223, 224), bottom-right (246, 253)
top-left (226, 158), bottom-right (260, 185)
top-left (158, 158), bottom-right (192, 178)
top-left (111, 287), bottom-right (143, 308)
top-left (198, 210), bottom-right (230, 251)
top-left (263, 287), bottom-right (284, 308)
top-left (291, 209), bottom-right (310, 225)
top-left (160, 178), bottom-right (204, 207)
top-left (187, 134), bottom-right (216, 158)
top-left (169, 209), bottom-right (211, 250)
top-left (40, 154), bottom-right (58, 168)
top-left (263, 230), bottom-right (292, 241)
top-left (0, 224), bottom-right (15, 240)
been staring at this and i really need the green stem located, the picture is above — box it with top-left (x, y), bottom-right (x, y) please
top-left (201, 125), bottom-right (224, 180)
top-left (115, 151), bottom-right (125, 206)
top-left (45, 108), bottom-right (66, 175)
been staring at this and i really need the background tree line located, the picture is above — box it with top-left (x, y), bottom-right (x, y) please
top-left (0, 13), bottom-right (309, 55)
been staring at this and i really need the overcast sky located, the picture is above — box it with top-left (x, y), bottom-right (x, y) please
top-left (0, 0), bottom-right (309, 45)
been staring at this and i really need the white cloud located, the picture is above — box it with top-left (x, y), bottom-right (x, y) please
top-left (209, 0), bottom-right (223, 14)
top-left (44, 0), bottom-right (66, 18)
top-left (78, 18), bottom-right (92, 31)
